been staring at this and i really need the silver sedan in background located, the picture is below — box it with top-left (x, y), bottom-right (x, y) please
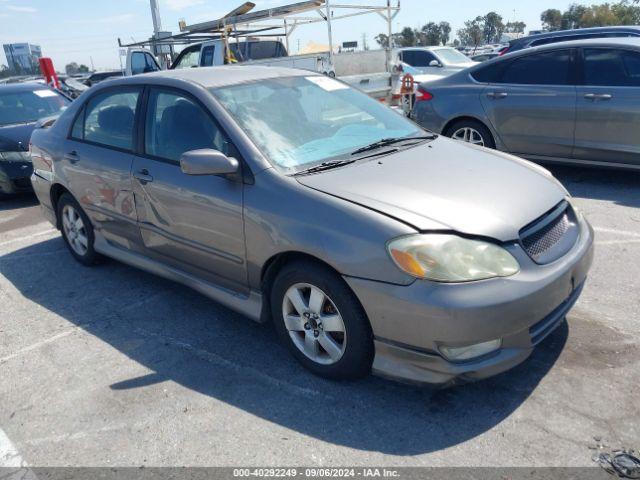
top-left (29, 66), bottom-right (593, 386)
top-left (411, 37), bottom-right (640, 170)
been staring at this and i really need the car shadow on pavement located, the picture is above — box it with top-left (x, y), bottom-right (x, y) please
top-left (0, 193), bottom-right (39, 211)
top-left (1, 237), bottom-right (569, 455)
top-left (547, 165), bottom-right (640, 208)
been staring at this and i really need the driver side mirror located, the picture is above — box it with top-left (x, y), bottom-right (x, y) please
top-left (180, 149), bottom-right (239, 177)
top-left (429, 59), bottom-right (442, 67)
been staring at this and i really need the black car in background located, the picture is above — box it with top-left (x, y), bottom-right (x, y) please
top-left (0, 83), bottom-right (70, 195)
top-left (501, 25), bottom-right (640, 55)
top-left (83, 71), bottom-right (124, 87)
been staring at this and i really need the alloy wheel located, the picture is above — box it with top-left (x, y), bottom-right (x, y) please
top-left (452, 127), bottom-right (485, 146)
top-left (282, 283), bottom-right (347, 365)
top-left (61, 204), bottom-right (89, 256)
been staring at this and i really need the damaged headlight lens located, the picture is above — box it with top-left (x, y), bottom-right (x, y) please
top-left (0, 151), bottom-right (31, 162)
top-left (387, 234), bottom-right (520, 282)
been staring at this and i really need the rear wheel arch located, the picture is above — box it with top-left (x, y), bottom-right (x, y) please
top-left (443, 116), bottom-right (496, 148)
top-left (50, 183), bottom-right (71, 229)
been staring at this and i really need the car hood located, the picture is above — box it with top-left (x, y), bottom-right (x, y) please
top-left (296, 137), bottom-right (567, 242)
top-left (0, 122), bottom-right (35, 152)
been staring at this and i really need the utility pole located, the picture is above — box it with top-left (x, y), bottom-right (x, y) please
top-left (150, 0), bottom-right (169, 68)
top-left (325, 0), bottom-right (334, 67)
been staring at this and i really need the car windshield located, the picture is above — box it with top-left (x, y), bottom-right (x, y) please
top-left (0, 89), bottom-right (69, 126)
top-left (436, 48), bottom-right (472, 64)
top-left (211, 76), bottom-right (422, 172)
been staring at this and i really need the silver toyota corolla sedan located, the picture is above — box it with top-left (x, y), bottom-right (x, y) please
top-left (411, 37), bottom-right (640, 171)
top-left (29, 66), bottom-right (594, 385)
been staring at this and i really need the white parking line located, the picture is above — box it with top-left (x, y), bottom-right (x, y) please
top-left (596, 239), bottom-right (640, 246)
top-left (0, 228), bottom-right (58, 249)
top-left (0, 328), bottom-right (80, 364)
top-left (0, 427), bottom-right (24, 467)
top-left (594, 227), bottom-right (640, 238)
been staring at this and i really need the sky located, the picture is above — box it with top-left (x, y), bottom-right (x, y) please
top-left (0, 0), bottom-right (597, 71)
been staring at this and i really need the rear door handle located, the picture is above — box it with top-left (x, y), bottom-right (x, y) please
top-left (584, 93), bottom-right (612, 101)
top-left (64, 150), bottom-right (79, 164)
top-left (134, 169), bottom-right (153, 184)
top-left (487, 92), bottom-right (508, 99)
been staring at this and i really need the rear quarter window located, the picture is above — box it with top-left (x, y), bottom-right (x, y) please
top-left (470, 64), bottom-right (502, 83)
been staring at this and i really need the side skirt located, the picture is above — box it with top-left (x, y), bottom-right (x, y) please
top-left (522, 154), bottom-right (640, 171)
top-left (93, 232), bottom-right (264, 323)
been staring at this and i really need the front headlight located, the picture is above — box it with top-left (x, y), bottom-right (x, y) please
top-left (387, 234), bottom-right (520, 282)
top-left (0, 151), bottom-right (31, 162)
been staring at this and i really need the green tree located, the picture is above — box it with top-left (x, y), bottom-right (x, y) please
top-left (458, 17), bottom-right (484, 50)
top-left (482, 11), bottom-right (505, 44)
top-left (439, 21), bottom-right (452, 45)
top-left (505, 21), bottom-right (526, 34)
top-left (561, 4), bottom-right (588, 29)
top-left (541, 8), bottom-right (563, 31)
top-left (398, 26), bottom-right (417, 47)
top-left (420, 22), bottom-right (442, 46)
top-left (612, 1), bottom-right (640, 24)
top-left (579, 4), bottom-right (619, 26)
top-left (78, 64), bottom-right (90, 73)
top-left (374, 33), bottom-right (389, 48)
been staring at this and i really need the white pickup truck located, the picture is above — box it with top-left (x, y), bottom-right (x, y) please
top-left (125, 39), bottom-right (394, 101)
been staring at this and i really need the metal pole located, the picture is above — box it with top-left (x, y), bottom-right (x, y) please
top-left (150, 0), bottom-right (167, 68)
top-left (284, 19), bottom-right (290, 53)
top-left (325, 0), bottom-right (334, 67)
top-left (386, 0), bottom-right (392, 71)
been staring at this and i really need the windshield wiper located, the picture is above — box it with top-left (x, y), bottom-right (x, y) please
top-left (350, 135), bottom-right (436, 156)
top-left (295, 159), bottom-right (356, 175)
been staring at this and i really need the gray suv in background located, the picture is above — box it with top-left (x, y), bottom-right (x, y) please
top-left (412, 38), bottom-right (640, 170)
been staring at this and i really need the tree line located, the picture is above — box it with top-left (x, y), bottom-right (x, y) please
top-left (377, 0), bottom-right (640, 49)
top-left (541, 1), bottom-right (640, 31)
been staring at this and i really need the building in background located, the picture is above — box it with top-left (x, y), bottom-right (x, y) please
top-left (3, 43), bottom-right (42, 74)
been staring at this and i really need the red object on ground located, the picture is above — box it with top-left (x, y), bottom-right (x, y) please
top-left (39, 57), bottom-right (60, 90)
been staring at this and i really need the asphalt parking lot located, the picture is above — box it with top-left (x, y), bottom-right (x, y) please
top-left (0, 165), bottom-right (638, 468)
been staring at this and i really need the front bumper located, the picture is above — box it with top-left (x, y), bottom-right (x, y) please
top-left (0, 161), bottom-right (33, 195)
top-left (345, 217), bottom-right (594, 386)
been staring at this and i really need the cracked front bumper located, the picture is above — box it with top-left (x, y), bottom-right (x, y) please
top-left (344, 217), bottom-right (594, 386)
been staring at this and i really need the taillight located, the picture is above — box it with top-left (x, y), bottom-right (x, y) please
top-left (498, 46), bottom-right (510, 56)
top-left (415, 86), bottom-right (433, 102)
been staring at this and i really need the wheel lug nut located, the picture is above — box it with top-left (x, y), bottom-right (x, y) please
top-left (313, 330), bottom-right (319, 337)
top-left (304, 323), bottom-right (310, 330)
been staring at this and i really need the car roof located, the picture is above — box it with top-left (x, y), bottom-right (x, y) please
top-left (511, 25), bottom-right (640, 46)
top-left (121, 65), bottom-right (311, 89)
top-left (512, 36), bottom-right (640, 52)
top-left (0, 82), bottom-right (54, 94)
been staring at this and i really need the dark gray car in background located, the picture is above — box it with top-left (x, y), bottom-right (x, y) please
top-left (412, 38), bottom-right (640, 170)
top-left (29, 66), bottom-right (593, 386)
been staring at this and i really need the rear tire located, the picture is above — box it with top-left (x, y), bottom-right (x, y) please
top-left (57, 193), bottom-right (102, 266)
top-left (271, 261), bottom-right (374, 380)
top-left (445, 119), bottom-right (495, 149)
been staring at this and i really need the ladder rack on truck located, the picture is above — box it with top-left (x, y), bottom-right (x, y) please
top-left (117, 0), bottom-right (401, 102)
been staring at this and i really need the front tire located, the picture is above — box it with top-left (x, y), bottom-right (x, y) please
top-left (271, 261), bottom-right (374, 380)
top-left (57, 193), bottom-right (102, 266)
top-left (445, 119), bottom-right (495, 149)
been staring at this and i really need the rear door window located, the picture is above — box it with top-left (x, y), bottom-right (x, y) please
top-left (82, 89), bottom-right (140, 150)
top-left (497, 50), bottom-right (573, 85)
top-left (583, 48), bottom-right (640, 86)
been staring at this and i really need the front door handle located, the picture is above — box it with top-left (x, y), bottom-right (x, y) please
top-left (134, 169), bottom-right (154, 184)
top-left (584, 93), bottom-right (612, 101)
top-left (487, 92), bottom-right (508, 99)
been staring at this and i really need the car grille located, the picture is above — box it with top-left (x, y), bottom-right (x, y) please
top-left (519, 201), bottom-right (578, 264)
top-left (522, 211), bottom-right (570, 258)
